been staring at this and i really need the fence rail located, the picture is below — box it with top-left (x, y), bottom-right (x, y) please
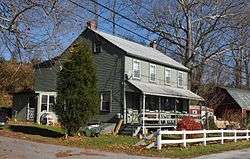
top-left (156, 129), bottom-right (250, 150)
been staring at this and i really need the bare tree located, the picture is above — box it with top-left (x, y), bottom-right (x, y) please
top-left (0, 0), bottom-right (94, 61)
top-left (126, 0), bottom-right (248, 90)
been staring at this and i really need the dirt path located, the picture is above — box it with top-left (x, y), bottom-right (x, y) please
top-left (0, 136), bottom-right (161, 159)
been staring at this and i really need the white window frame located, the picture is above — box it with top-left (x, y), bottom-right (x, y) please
top-left (177, 71), bottom-right (184, 87)
top-left (149, 63), bottom-right (156, 82)
top-left (100, 91), bottom-right (112, 112)
top-left (132, 59), bottom-right (141, 80)
top-left (38, 92), bottom-right (57, 113)
top-left (165, 68), bottom-right (171, 84)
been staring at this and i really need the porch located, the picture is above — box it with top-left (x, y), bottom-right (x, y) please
top-left (124, 80), bottom-right (204, 135)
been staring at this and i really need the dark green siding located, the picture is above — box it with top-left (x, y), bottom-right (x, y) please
top-left (83, 30), bottom-right (125, 122)
top-left (12, 93), bottom-right (33, 120)
top-left (34, 29), bottom-right (125, 123)
top-left (34, 65), bottom-right (58, 92)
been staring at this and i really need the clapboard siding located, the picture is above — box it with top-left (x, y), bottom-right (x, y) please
top-left (83, 30), bottom-right (125, 122)
top-left (34, 30), bottom-right (125, 123)
top-left (34, 65), bottom-right (58, 92)
top-left (124, 56), bottom-right (188, 89)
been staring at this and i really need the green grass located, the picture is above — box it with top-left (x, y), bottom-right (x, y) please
top-left (1, 122), bottom-right (250, 158)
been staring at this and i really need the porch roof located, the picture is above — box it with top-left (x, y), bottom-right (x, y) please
top-left (128, 80), bottom-right (204, 101)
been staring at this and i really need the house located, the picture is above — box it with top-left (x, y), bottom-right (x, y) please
top-left (13, 21), bottom-right (204, 134)
top-left (208, 87), bottom-right (250, 123)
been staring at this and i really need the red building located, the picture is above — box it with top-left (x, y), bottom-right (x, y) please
top-left (208, 87), bottom-right (250, 123)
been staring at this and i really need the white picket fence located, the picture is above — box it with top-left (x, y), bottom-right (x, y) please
top-left (156, 129), bottom-right (250, 150)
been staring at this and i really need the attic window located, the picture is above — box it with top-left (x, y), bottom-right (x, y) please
top-left (93, 41), bottom-right (102, 53)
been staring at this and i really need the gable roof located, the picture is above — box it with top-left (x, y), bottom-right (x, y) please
top-left (91, 29), bottom-right (189, 71)
top-left (224, 87), bottom-right (250, 109)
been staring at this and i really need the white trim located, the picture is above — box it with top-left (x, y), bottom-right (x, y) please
top-left (132, 59), bottom-right (141, 80)
top-left (164, 68), bottom-right (171, 85)
top-left (177, 71), bottom-right (183, 88)
top-left (36, 91), bottom-right (57, 124)
top-left (149, 63), bottom-right (156, 82)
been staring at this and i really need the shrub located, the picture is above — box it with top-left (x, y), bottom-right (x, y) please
top-left (177, 116), bottom-right (202, 131)
top-left (55, 39), bottom-right (99, 136)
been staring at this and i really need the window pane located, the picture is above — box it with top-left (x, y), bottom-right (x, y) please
top-left (94, 41), bottom-right (101, 53)
top-left (165, 69), bottom-right (171, 83)
top-left (178, 72), bottom-right (183, 87)
top-left (150, 65), bottom-right (156, 81)
top-left (49, 96), bottom-right (55, 112)
top-left (101, 92), bottom-right (111, 112)
top-left (41, 95), bottom-right (48, 111)
top-left (133, 61), bottom-right (140, 78)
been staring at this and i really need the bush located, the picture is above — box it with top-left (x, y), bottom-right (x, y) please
top-left (55, 39), bottom-right (99, 136)
top-left (177, 116), bottom-right (202, 131)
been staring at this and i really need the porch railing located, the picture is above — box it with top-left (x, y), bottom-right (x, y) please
top-left (127, 109), bottom-right (200, 126)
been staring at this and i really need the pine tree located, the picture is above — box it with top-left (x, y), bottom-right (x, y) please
top-left (55, 40), bottom-right (99, 136)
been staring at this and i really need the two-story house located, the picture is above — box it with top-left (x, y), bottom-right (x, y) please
top-left (13, 21), bottom-right (203, 135)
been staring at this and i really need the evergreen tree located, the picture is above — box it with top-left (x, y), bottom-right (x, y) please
top-left (55, 40), bottom-right (99, 136)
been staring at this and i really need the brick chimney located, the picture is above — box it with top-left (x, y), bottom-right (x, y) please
top-left (149, 40), bottom-right (157, 49)
top-left (86, 20), bottom-right (97, 30)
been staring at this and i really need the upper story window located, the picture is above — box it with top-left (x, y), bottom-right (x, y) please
top-left (165, 68), bottom-right (171, 84)
top-left (93, 41), bottom-right (102, 53)
top-left (177, 71), bottom-right (183, 87)
top-left (149, 64), bottom-right (156, 82)
top-left (132, 59), bottom-right (141, 79)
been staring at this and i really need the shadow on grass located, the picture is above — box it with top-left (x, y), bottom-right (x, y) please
top-left (9, 125), bottom-right (64, 138)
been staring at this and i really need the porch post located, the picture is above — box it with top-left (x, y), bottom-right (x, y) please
top-left (174, 98), bottom-right (177, 126)
top-left (26, 97), bottom-right (30, 120)
top-left (158, 96), bottom-right (161, 125)
top-left (36, 93), bottom-right (41, 124)
top-left (123, 80), bottom-right (127, 124)
top-left (142, 93), bottom-right (146, 135)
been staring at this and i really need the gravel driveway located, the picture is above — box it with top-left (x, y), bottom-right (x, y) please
top-left (0, 136), bottom-right (160, 159)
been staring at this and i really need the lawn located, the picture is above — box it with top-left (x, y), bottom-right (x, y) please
top-left (1, 122), bottom-right (250, 158)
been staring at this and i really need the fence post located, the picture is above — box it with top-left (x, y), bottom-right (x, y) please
top-left (247, 129), bottom-right (249, 141)
top-left (183, 129), bottom-right (186, 148)
top-left (157, 129), bottom-right (162, 150)
top-left (234, 130), bottom-right (237, 142)
top-left (221, 129), bottom-right (224, 144)
top-left (203, 129), bottom-right (207, 146)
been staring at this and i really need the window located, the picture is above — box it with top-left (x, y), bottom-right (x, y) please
top-left (132, 59), bottom-right (141, 79)
top-left (165, 68), bottom-right (171, 84)
top-left (149, 64), bottom-right (156, 82)
top-left (41, 95), bottom-right (48, 112)
top-left (192, 110), bottom-right (198, 114)
top-left (93, 41), bottom-right (101, 53)
top-left (49, 96), bottom-right (55, 112)
top-left (177, 71), bottom-right (183, 87)
top-left (41, 94), bottom-right (56, 112)
top-left (100, 91), bottom-right (111, 112)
